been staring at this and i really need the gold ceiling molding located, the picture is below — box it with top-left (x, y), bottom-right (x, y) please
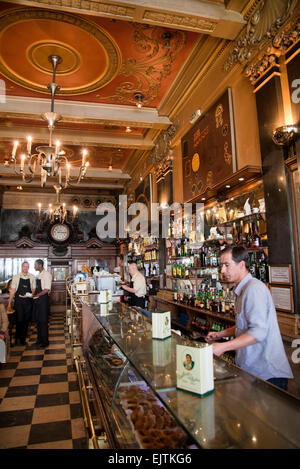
top-left (142, 10), bottom-right (217, 33)
top-left (0, 7), bottom-right (122, 95)
top-left (9, 0), bottom-right (136, 19)
top-left (224, 0), bottom-right (298, 71)
top-left (99, 23), bottom-right (186, 106)
top-left (244, 14), bottom-right (300, 87)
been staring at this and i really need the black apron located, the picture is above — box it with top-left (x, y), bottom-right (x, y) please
top-left (14, 277), bottom-right (33, 323)
top-left (32, 278), bottom-right (49, 323)
top-left (129, 280), bottom-right (145, 308)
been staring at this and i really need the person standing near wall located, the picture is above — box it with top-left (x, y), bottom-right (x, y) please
top-left (33, 259), bottom-right (52, 348)
top-left (7, 261), bottom-right (36, 346)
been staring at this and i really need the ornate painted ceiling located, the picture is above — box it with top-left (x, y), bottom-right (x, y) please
top-left (0, 0), bottom-right (247, 196)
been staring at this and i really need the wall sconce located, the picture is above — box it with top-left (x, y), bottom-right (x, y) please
top-left (273, 124), bottom-right (299, 160)
top-left (272, 125), bottom-right (299, 147)
top-left (134, 93), bottom-right (144, 108)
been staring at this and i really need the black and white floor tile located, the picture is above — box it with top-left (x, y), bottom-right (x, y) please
top-left (0, 312), bottom-right (88, 449)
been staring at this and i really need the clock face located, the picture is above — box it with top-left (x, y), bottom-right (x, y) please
top-left (50, 224), bottom-right (70, 243)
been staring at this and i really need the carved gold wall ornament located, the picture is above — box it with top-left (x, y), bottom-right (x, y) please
top-left (224, 0), bottom-right (297, 71)
top-left (100, 24), bottom-right (186, 105)
top-left (192, 153), bottom-right (200, 173)
top-left (215, 104), bottom-right (224, 128)
top-left (206, 170), bottom-right (213, 186)
top-left (244, 15), bottom-right (300, 86)
top-left (150, 125), bottom-right (177, 166)
top-left (224, 142), bottom-right (232, 165)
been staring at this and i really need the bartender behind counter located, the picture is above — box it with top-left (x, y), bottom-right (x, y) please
top-left (8, 261), bottom-right (36, 346)
top-left (120, 262), bottom-right (147, 308)
top-left (33, 259), bottom-right (52, 348)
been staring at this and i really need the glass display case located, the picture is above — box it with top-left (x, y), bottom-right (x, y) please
top-left (82, 300), bottom-right (300, 449)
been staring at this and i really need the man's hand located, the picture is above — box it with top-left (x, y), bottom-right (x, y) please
top-left (206, 331), bottom-right (223, 344)
top-left (212, 342), bottom-right (228, 357)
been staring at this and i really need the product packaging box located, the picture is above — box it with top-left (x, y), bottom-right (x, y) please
top-left (152, 311), bottom-right (171, 340)
top-left (176, 344), bottom-right (214, 397)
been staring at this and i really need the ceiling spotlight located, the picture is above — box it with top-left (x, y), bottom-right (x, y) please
top-left (17, 186), bottom-right (23, 190)
top-left (134, 93), bottom-right (144, 108)
top-left (226, 185), bottom-right (231, 188)
top-left (239, 178), bottom-right (244, 182)
top-left (126, 126), bottom-right (132, 133)
top-left (108, 164), bottom-right (112, 171)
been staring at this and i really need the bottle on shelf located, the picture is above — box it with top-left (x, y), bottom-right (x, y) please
top-left (251, 221), bottom-right (261, 248)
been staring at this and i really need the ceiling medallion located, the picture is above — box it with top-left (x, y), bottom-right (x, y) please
top-left (0, 7), bottom-right (122, 95)
top-left (28, 41), bottom-right (81, 76)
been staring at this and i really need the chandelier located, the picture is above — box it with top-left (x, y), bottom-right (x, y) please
top-left (38, 184), bottom-right (78, 225)
top-left (5, 55), bottom-right (90, 196)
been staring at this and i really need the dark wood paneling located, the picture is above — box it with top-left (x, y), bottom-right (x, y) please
top-left (256, 76), bottom-right (294, 265)
top-left (287, 52), bottom-right (300, 126)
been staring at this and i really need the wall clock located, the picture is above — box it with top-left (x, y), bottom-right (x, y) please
top-left (50, 223), bottom-right (70, 244)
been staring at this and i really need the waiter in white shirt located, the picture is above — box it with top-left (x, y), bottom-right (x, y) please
top-left (33, 259), bottom-right (52, 348)
top-left (120, 262), bottom-right (147, 308)
top-left (8, 261), bottom-right (36, 346)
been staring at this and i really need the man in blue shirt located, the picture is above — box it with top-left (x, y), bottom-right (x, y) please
top-left (206, 246), bottom-right (293, 391)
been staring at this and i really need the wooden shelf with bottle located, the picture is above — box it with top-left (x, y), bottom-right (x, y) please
top-left (216, 211), bottom-right (266, 227)
top-left (167, 298), bottom-right (236, 325)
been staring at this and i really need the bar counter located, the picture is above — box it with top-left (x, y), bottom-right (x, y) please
top-left (82, 298), bottom-right (300, 449)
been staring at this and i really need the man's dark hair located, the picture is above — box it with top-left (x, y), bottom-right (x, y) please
top-left (221, 245), bottom-right (250, 269)
top-left (35, 259), bottom-right (44, 268)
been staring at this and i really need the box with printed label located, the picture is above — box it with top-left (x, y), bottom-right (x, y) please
top-left (152, 311), bottom-right (171, 340)
top-left (176, 344), bottom-right (214, 397)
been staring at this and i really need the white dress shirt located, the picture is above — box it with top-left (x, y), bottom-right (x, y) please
top-left (37, 269), bottom-right (52, 292)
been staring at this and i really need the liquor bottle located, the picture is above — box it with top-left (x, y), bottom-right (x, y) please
top-left (240, 221), bottom-right (247, 246)
top-left (232, 222), bottom-right (238, 243)
top-left (246, 222), bottom-right (252, 248)
top-left (200, 247), bottom-right (206, 267)
top-left (173, 287), bottom-right (178, 301)
top-left (171, 243), bottom-right (176, 258)
top-left (183, 238), bottom-right (188, 256)
top-left (211, 249), bottom-right (218, 267)
top-left (251, 221), bottom-right (261, 248)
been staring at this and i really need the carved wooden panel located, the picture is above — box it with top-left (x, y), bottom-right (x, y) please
top-left (181, 89), bottom-right (236, 202)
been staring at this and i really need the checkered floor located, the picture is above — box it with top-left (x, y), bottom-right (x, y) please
top-left (0, 311), bottom-right (88, 449)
